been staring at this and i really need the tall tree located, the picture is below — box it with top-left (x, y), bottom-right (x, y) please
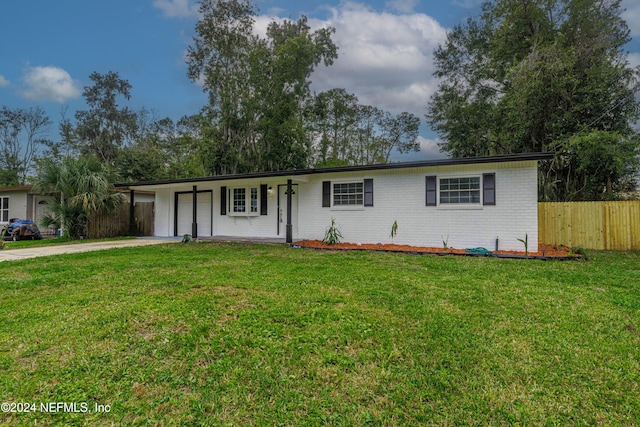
top-left (427, 0), bottom-right (640, 201)
top-left (307, 88), bottom-right (359, 166)
top-left (75, 71), bottom-right (138, 165)
top-left (307, 90), bottom-right (420, 166)
top-left (186, 0), bottom-right (337, 174)
top-left (118, 112), bottom-right (207, 181)
top-left (0, 106), bottom-right (51, 185)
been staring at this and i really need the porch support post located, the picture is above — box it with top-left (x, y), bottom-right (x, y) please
top-left (128, 190), bottom-right (136, 236)
top-left (192, 185), bottom-right (198, 238)
top-left (286, 179), bottom-right (293, 244)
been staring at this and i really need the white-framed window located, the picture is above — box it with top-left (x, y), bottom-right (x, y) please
top-left (250, 187), bottom-right (258, 213)
top-left (333, 182), bottom-right (363, 206)
top-left (233, 188), bottom-right (246, 213)
top-left (230, 187), bottom-right (259, 216)
top-left (1, 197), bottom-right (8, 222)
top-left (439, 177), bottom-right (481, 204)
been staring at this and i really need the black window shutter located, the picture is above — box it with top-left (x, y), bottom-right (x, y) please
top-left (425, 176), bottom-right (436, 206)
top-left (364, 179), bottom-right (373, 206)
top-left (322, 181), bottom-right (331, 207)
top-left (220, 186), bottom-right (227, 215)
top-left (483, 173), bottom-right (496, 205)
top-left (260, 184), bottom-right (268, 215)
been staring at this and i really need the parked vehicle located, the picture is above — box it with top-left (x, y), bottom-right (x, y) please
top-left (1, 218), bottom-right (43, 241)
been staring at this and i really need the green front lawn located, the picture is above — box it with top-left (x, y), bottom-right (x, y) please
top-left (1, 236), bottom-right (135, 250)
top-left (0, 243), bottom-right (638, 425)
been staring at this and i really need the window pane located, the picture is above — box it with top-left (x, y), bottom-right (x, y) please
top-left (333, 182), bottom-right (364, 206)
top-left (439, 177), bottom-right (480, 204)
top-left (250, 187), bottom-right (258, 213)
top-left (1, 198), bottom-right (7, 209)
top-left (233, 188), bottom-right (245, 212)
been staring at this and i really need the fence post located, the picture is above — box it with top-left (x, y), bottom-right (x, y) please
top-left (129, 190), bottom-right (136, 236)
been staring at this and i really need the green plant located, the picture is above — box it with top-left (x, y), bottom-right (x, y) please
top-left (517, 233), bottom-right (529, 255)
top-left (0, 225), bottom-right (6, 250)
top-left (322, 218), bottom-right (343, 245)
top-left (33, 156), bottom-right (124, 240)
top-left (442, 235), bottom-right (449, 250)
top-left (182, 234), bottom-right (193, 243)
top-left (390, 220), bottom-right (398, 241)
top-left (570, 247), bottom-right (586, 256)
top-left (1, 244), bottom-right (639, 425)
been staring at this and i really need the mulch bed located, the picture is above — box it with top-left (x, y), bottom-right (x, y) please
top-left (294, 240), bottom-right (585, 260)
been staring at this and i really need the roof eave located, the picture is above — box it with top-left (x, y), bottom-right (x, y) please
top-left (116, 152), bottom-right (554, 188)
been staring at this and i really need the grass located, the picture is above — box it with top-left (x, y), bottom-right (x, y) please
top-left (0, 242), bottom-right (638, 426)
top-left (1, 236), bottom-right (135, 250)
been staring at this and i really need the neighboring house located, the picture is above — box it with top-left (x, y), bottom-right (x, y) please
top-left (117, 153), bottom-right (552, 251)
top-left (0, 185), bottom-right (51, 228)
top-left (0, 185), bottom-right (154, 228)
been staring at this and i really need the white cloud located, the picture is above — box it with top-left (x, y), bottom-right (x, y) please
top-left (305, 2), bottom-right (447, 118)
top-left (0, 75), bottom-right (9, 87)
top-left (628, 52), bottom-right (640, 69)
top-left (188, 2), bottom-right (450, 160)
top-left (20, 66), bottom-right (81, 103)
top-left (386, 0), bottom-right (419, 14)
top-left (417, 136), bottom-right (448, 159)
top-left (622, 0), bottom-right (640, 36)
top-left (153, 0), bottom-right (198, 18)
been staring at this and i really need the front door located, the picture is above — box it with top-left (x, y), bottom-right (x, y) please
top-left (34, 197), bottom-right (51, 226)
top-left (277, 184), bottom-right (298, 239)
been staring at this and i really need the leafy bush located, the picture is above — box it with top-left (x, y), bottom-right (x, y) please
top-left (322, 218), bottom-right (343, 245)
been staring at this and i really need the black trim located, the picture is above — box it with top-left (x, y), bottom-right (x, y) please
top-left (277, 183), bottom-right (298, 236)
top-left (364, 179), bottom-right (373, 207)
top-left (220, 186), bottom-right (226, 215)
top-left (483, 173), bottom-right (496, 206)
top-left (286, 179), bottom-right (293, 244)
top-left (192, 186), bottom-right (198, 238)
top-left (117, 153), bottom-right (553, 188)
top-left (322, 181), bottom-right (331, 207)
top-left (426, 176), bottom-right (437, 206)
top-left (260, 184), bottom-right (268, 215)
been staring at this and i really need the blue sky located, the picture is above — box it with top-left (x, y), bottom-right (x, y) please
top-left (1, 0), bottom-right (639, 161)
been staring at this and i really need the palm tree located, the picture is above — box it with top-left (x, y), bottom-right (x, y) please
top-left (33, 156), bottom-right (124, 239)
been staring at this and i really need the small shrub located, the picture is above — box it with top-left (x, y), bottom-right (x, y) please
top-left (442, 235), bottom-right (449, 250)
top-left (182, 234), bottom-right (193, 243)
top-left (322, 218), bottom-right (343, 245)
top-left (390, 220), bottom-right (398, 241)
top-left (517, 234), bottom-right (529, 255)
top-left (570, 247), bottom-right (586, 256)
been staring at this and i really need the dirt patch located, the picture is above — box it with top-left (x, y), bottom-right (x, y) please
top-left (295, 240), bottom-right (584, 259)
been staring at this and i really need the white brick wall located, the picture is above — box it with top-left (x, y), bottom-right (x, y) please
top-left (297, 161), bottom-right (538, 251)
top-left (145, 160), bottom-right (539, 251)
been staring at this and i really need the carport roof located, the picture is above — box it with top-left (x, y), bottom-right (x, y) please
top-left (115, 152), bottom-right (554, 188)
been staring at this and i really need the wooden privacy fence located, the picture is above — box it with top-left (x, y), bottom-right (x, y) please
top-left (538, 201), bottom-right (640, 250)
top-left (87, 202), bottom-right (154, 239)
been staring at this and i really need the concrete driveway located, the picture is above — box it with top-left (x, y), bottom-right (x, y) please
top-left (0, 238), bottom-right (179, 262)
